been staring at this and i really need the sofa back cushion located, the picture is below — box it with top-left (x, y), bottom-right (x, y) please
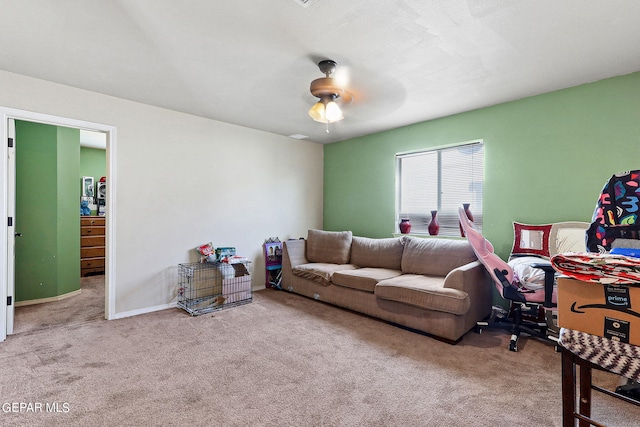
top-left (401, 237), bottom-right (476, 276)
top-left (307, 229), bottom-right (353, 264)
top-left (351, 236), bottom-right (405, 270)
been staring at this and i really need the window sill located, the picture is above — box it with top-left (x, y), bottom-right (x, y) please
top-left (392, 233), bottom-right (465, 240)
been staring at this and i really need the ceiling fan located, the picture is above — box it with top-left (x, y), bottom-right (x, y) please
top-left (308, 60), bottom-right (353, 131)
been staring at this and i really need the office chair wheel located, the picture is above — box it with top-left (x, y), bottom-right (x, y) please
top-left (509, 341), bottom-right (518, 352)
top-left (475, 321), bottom-right (488, 334)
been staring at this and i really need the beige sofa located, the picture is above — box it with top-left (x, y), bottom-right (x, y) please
top-left (281, 229), bottom-right (493, 343)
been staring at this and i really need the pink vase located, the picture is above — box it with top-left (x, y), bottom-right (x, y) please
top-left (459, 203), bottom-right (474, 237)
top-left (399, 218), bottom-right (412, 234)
top-left (428, 210), bottom-right (440, 236)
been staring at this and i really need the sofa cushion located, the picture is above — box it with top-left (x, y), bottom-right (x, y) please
top-left (351, 236), bottom-right (405, 270)
top-left (332, 268), bottom-right (403, 293)
top-left (307, 229), bottom-right (353, 264)
top-left (401, 237), bottom-right (476, 276)
top-left (375, 274), bottom-right (470, 315)
top-left (292, 263), bottom-right (357, 285)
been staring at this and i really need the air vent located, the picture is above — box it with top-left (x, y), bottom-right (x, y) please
top-left (292, 0), bottom-right (317, 8)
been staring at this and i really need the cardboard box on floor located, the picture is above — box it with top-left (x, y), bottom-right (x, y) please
top-left (223, 275), bottom-right (251, 303)
top-left (557, 277), bottom-right (640, 345)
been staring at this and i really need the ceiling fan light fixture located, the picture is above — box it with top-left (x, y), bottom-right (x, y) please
top-left (308, 95), bottom-right (343, 123)
top-left (325, 99), bottom-right (343, 122)
top-left (308, 60), bottom-right (351, 127)
top-left (308, 101), bottom-right (325, 123)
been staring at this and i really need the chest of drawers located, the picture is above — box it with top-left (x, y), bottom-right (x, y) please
top-left (81, 216), bottom-right (105, 276)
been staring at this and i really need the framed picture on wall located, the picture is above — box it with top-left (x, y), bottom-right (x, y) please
top-left (82, 176), bottom-right (94, 198)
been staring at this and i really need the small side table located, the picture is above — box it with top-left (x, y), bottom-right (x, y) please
top-left (559, 328), bottom-right (640, 427)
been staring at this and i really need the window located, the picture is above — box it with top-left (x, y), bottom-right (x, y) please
top-left (396, 141), bottom-right (484, 236)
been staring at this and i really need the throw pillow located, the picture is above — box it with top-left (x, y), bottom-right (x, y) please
top-left (351, 236), bottom-right (405, 270)
top-left (306, 229), bottom-right (353, 264)
top-left (511, 222), bottom-right (553, 258)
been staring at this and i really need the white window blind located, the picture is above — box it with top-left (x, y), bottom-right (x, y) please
top-left (396, 141), bottom-right (484, 235)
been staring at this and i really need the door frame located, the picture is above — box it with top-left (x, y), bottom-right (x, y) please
top-left (0, 107), bottom-right (117, 342)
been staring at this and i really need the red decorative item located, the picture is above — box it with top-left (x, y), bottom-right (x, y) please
top-left (459, 203), bottom-right (474, 237)
top-left (511, 222), bottom-right (552, 258)
top-left (399, 218), bottom-right (412, 234)
top-left (428, 210), bottom-right (440, 236)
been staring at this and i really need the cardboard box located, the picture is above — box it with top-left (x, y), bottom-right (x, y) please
top-left (557, 277), bottom-right (640, 345)
top-left (222, 275), bottom-right (251, 303)
top-left (192, 267), bottom-right (222, 299)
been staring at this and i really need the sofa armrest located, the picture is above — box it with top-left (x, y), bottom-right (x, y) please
top-left (282, 239), bottom-right (308, 290)
top-left (443, 261), bottom-right (492, 319)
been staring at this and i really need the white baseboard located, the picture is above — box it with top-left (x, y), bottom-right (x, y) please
top-left (112, 287), bottom-right (264, 320)
top-left (15, 289), bottom-right (82, 307)
top-left (112, 302), bottom-right (177, 320)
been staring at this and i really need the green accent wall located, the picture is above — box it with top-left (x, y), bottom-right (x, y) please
top-left (324, 71), bottom-right (640, 260)
top-left (15, 121), bottom-right (81, 302)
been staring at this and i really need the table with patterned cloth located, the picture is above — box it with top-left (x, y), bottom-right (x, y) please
top-left (558, 327), bottom-right (640, 427)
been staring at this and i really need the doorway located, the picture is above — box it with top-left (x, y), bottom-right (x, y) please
top-left (13, 123), bottom-right (106, 334)
top-left (0, 107), bottom-right (117, 342)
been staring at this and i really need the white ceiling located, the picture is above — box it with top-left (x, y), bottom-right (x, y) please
top-left (3, 0), bottom-right (640, 144)
top-left (80, 130), bottom-right (106, 149)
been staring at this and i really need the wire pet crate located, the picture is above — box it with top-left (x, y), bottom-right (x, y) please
top-left (177, 261), bottom-right (252, 315)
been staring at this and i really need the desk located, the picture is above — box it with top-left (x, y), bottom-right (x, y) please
top-left (559, 328), bottom-right (640, 427)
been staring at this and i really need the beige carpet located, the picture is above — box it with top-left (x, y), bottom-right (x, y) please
top-left (12, 274), bottom-right (105, 334)
top-left (2, 286), bottom-right (640, 426)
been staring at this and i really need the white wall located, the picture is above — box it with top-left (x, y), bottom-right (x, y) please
top-left (0, 70), bottom-right (323, 316)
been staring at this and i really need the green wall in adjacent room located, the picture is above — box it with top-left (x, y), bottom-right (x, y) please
top-left (57, 126), bottom-right (82, 296)
top-left (80, 147), bottom-right (106, 181)
top-left (15, 121), bottom-right (81, 302)
top-left (324, 71), bottom-right (640, 260)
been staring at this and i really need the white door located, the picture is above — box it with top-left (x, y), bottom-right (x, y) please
top-left (6, 118), bottom-right (15, 335)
